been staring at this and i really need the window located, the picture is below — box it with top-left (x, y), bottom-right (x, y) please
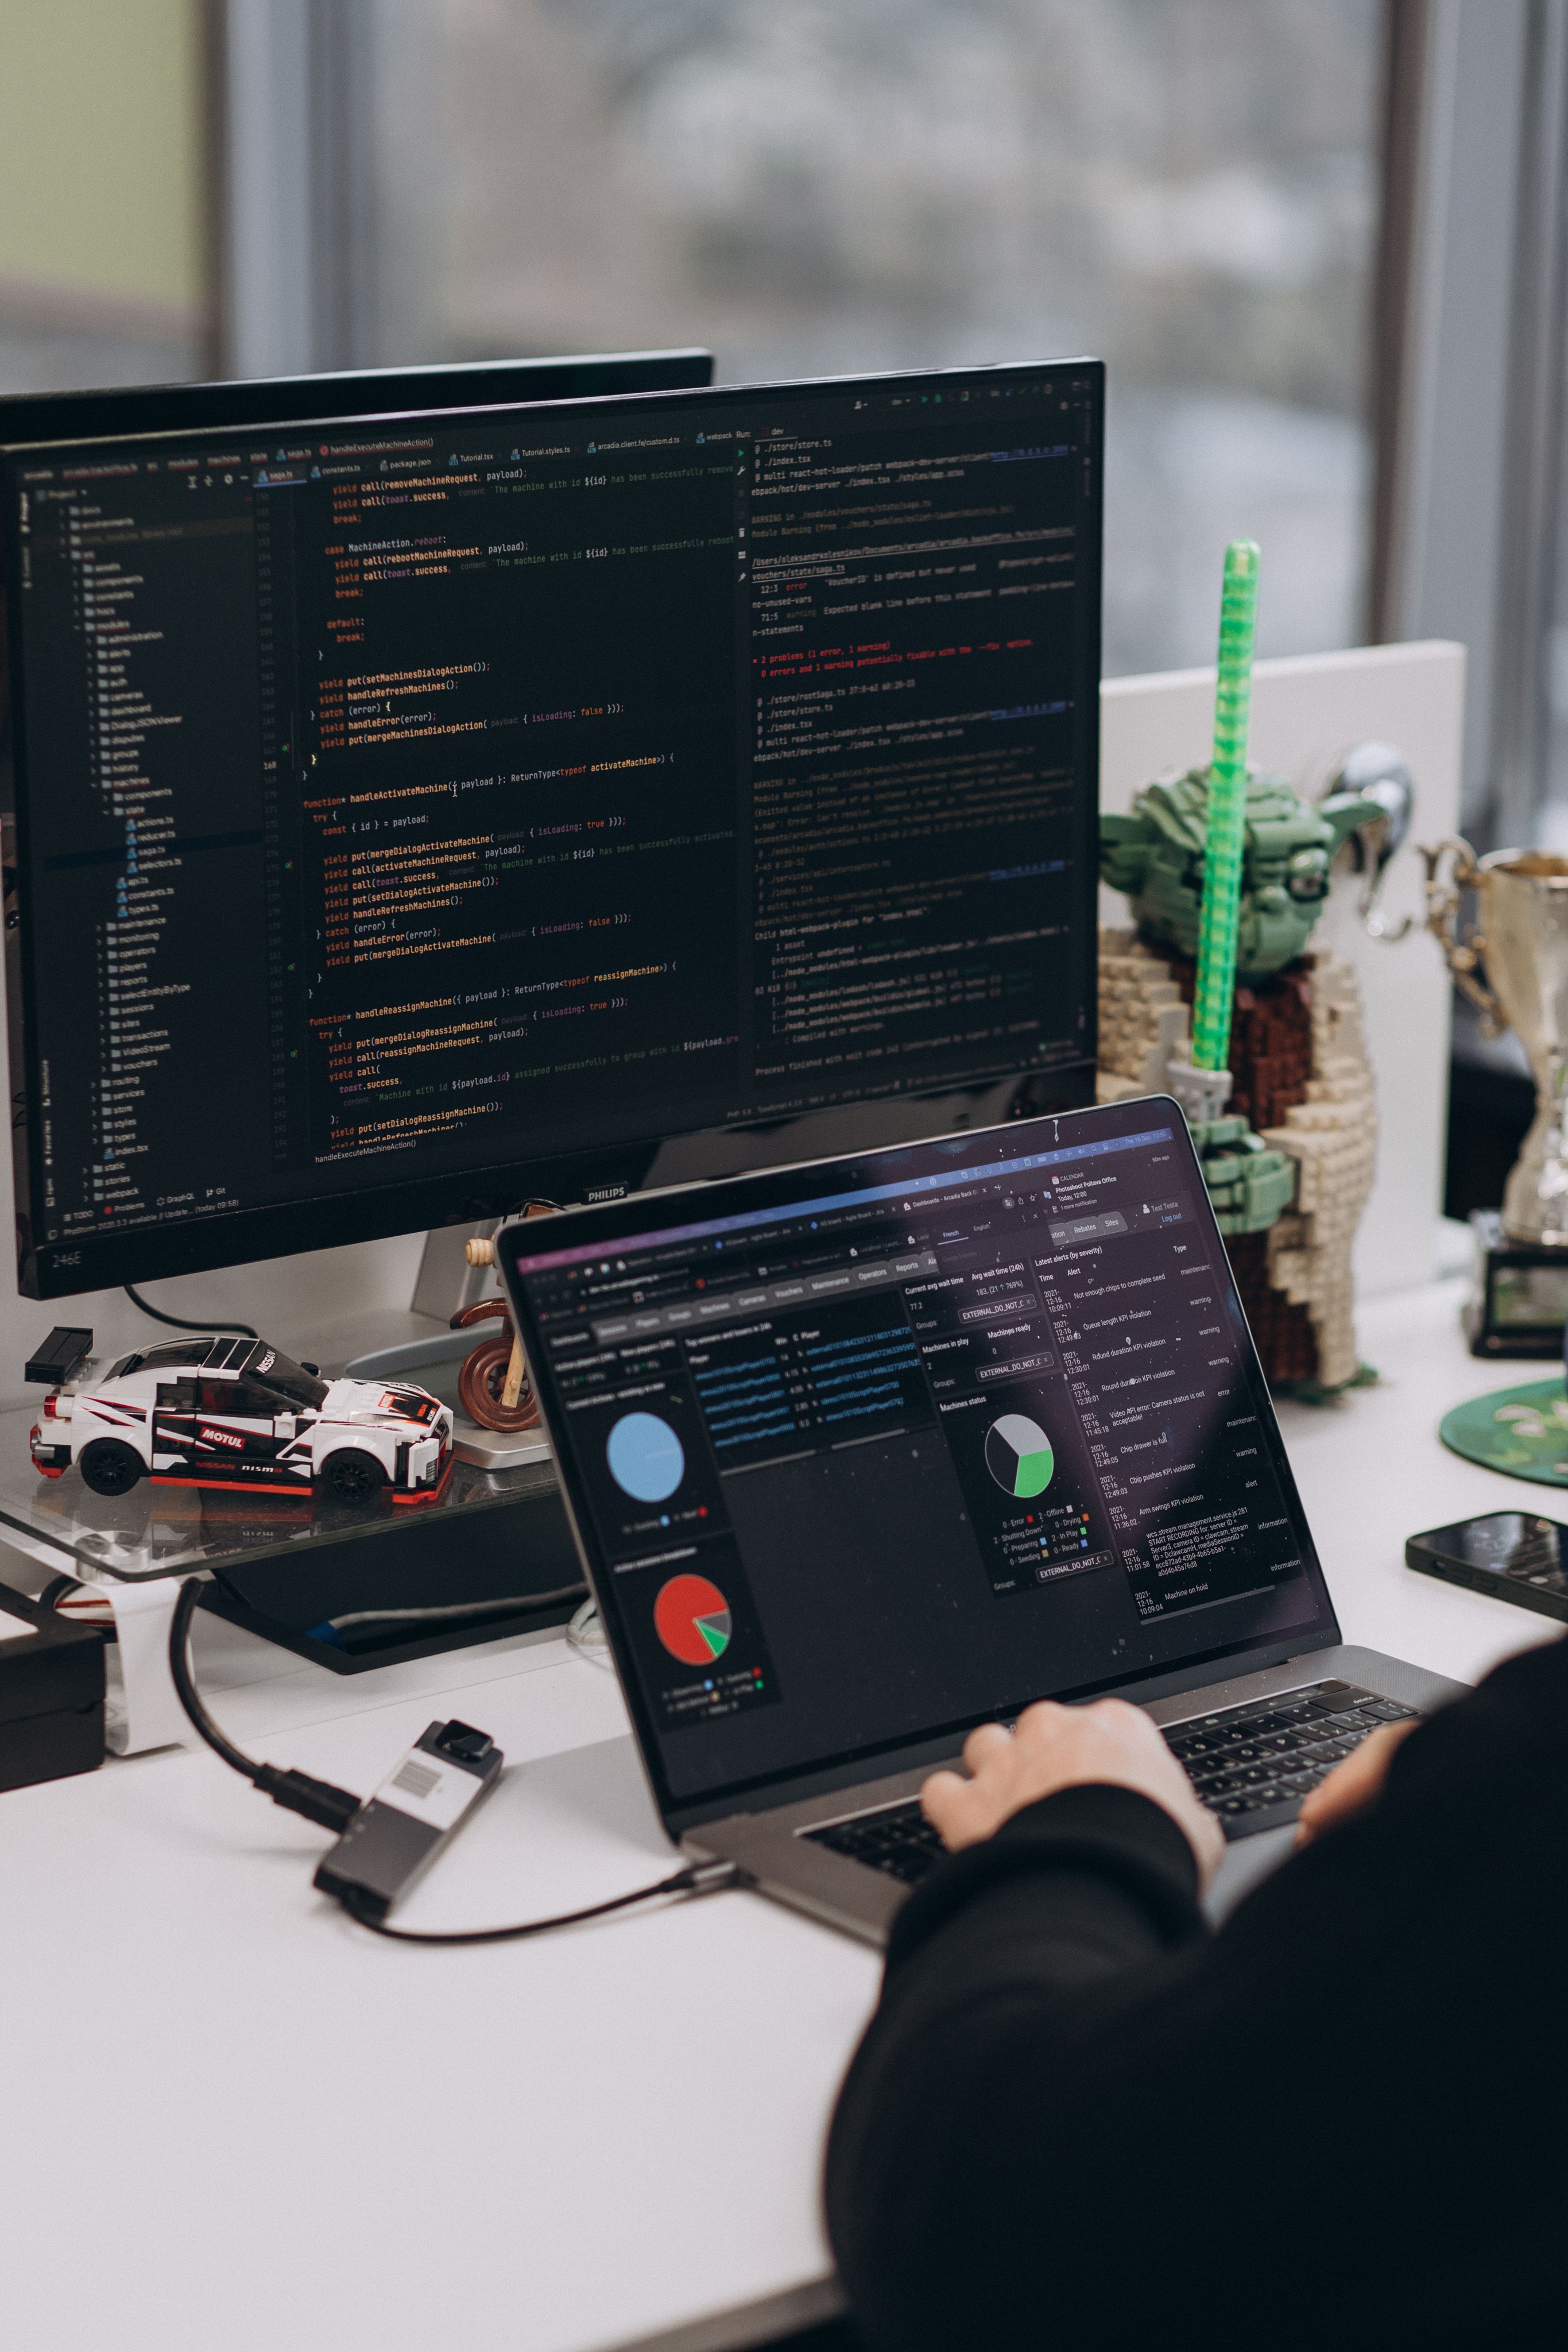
top-left (198, 1376), bottom-right (269, 1415)
top-left (5, 5), bottom-right (1384, 680)
top-left (357, 0), bottom-right (1384, 676)
top-left (247, 1349), bottom-right (329, 1409)
top-left (0, 3), bottom-right (206, 399)
top-left (133, 1340), bottom-right (207, 1373)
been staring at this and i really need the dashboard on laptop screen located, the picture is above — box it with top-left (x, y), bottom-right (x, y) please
top-left (506, 1102), bottom-right (1335, 1815)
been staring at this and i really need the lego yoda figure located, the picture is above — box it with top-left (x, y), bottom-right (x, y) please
top-left (1098, 767), bottom-right (1383, 1392)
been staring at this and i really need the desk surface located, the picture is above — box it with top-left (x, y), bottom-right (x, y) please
top-left (3, 1273), bottom-right (1559, 2352)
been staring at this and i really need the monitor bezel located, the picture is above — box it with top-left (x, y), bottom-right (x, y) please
top-left (0, 349), bottom-right (714, 450)
top-left (1, 356), bottom-right (1103, 1300)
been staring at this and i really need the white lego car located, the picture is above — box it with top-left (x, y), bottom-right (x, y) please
top-left (30, 1334), bottom-right (453, 1504)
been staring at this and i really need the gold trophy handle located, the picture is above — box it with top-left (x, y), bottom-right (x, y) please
top-left (1418, 836), bottom-right (1507, 1039)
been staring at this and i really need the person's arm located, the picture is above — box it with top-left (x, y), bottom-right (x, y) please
top-left (824, 1643), bottom-right (1568, 2352)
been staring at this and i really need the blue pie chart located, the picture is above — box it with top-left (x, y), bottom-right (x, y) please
top-left (606, 1411), bottom-right (686, 1503)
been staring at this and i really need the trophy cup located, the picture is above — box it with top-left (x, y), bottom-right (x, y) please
top-left (1423, 840), bottom-right (1568, 1354)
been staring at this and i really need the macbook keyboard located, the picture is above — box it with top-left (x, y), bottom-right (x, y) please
top-left (804, 1680), bottom-right (1420, 1881)
top-left (1162, 1679), bottom-right (1417, 1834)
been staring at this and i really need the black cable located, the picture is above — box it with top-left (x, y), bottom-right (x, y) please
top-left (169, 1577), bottom-right (258, 1775)
top-left (168, 1577), bottom-right (362, 1831)
top-left (125, 1282), bottom-right (257, 1339)
top-left (338, 1859), bottom-right (741, 1946)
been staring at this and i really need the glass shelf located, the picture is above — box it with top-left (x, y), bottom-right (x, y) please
top-left (0, 1399), bottom-right (559, 1584)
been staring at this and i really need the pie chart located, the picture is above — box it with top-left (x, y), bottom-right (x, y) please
top-left (985, 1412), bottom-right (1055, 1499)
top-left (607, 1410), bottom-right (685, 1503)
top-left (654, 1572), bottom-right (733, 1666)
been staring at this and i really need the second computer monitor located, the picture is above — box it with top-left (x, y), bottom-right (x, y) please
top-left (2, 358), bottom-right (1104, 1298)
top-left (0, 349), bottom-right (714, 455)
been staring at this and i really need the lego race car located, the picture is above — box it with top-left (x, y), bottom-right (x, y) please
top-left (30, 1334), bottom-right (453, 1504)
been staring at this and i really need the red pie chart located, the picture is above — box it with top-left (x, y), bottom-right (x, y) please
top-left (654, 1572), bottom-right (733, 1667)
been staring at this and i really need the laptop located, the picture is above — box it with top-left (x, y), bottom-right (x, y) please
top-left (498, 1097), bottom-right (1464, 1941)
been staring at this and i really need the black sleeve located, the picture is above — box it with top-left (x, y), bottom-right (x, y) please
top-left (824, 1638), bottom-right (1568, 2352)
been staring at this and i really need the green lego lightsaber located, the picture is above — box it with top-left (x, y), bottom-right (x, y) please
top-left (1190, 539), bottom-right (1260, 1073)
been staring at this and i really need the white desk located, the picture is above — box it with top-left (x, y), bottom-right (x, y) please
top-left (2, 1274), bottom-right (1558, 2352)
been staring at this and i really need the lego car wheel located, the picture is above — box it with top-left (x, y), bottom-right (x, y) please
top-left (78, 1438), bottom-right (145, 1498)
top-left (319, 1448), bottom-right (386, 1504)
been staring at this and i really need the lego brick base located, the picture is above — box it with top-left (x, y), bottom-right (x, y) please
top-left (1098, 930), bottom-right (1377, 1388)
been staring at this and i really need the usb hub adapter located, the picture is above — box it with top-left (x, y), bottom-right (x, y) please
top-left (313, 1718), bottom-right (503, 1920)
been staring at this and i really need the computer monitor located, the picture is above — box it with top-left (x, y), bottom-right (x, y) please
top-left (1, 357), bottom-right (1104, 1303)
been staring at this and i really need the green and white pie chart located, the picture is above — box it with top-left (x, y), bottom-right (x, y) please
top-left (984, 1413), bottom-right (1055, 1499)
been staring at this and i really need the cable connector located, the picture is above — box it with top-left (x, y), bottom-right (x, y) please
top-left (683, 1858), bottom-right (744, 1896)
top-left (253, 1764), bottom-right (362, 1834)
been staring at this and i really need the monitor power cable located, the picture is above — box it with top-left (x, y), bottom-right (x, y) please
top-left (125, 1283), bottom-right (258, 1339)
top-left (167, 1577), bottom-right (743, 1937)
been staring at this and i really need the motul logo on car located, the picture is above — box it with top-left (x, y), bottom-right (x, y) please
top-left (199, 1425), bottom-right (244, 1449)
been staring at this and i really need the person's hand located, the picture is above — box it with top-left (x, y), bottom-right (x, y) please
top-left (1294, 1719), bottom-right (1418, 1847)
top-left (922, 1698), bottom-right (1226, 1889)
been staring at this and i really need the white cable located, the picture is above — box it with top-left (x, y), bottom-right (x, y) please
top-left (566, 1597), bottom-right (613, 1669)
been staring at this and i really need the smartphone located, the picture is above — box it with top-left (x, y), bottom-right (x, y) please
top-left (1406, 1511), bottom-right (1568, 1622)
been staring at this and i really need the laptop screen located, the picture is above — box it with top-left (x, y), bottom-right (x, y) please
top-left (503, 1099), bottom-right (1338, 1820)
